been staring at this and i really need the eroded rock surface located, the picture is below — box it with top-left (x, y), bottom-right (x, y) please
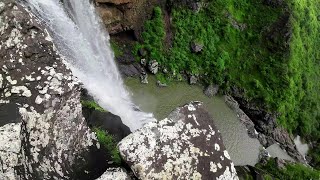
top-left (0, 2), bottom-right (105, 179)
top-left (118, 102), bottom-right (238, 180)
top-left (95, 0), bottom-right (157, 35)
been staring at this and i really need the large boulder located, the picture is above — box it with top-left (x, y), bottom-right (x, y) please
top-left (0, 2), bottom-right (108, 179)
top-left (118, 102), bottom-right (238, 180)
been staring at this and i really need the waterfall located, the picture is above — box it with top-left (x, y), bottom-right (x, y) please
top-left (20, 0), bottom-right (154, 131)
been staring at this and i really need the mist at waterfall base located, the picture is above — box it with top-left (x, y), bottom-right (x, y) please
top-left (21, 0), bottom-right (155, 131)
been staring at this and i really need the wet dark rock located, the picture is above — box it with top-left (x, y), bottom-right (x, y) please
top-left (85, 110), bottom-right (131, 141)
top-left (204, 84), bottom-right (219, 97)
top-left (118, 102), bottom-right (238, 179)
top-left (235, 166), bottom-right (268, 180)
top-left (148, 60), bottom-right (159, 74)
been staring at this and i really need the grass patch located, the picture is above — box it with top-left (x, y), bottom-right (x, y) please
top-left (81, 100), bottom-right (106, 112)
top-left (256, 158), bottom-right (320, 180)
top-left (93, 127), bottom-right (121, 165)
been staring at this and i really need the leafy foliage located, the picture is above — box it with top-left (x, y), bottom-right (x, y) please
top-left (135, 7), bottom-right (166, 63)
top-left (93, 128), bottom-right (121, 165)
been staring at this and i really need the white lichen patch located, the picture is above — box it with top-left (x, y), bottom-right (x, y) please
top-left (215, 143), bottom-right (220, 151)
top-left (224, 150), bottom-right (231, 160)
top-left (6, 76), bottom-right (17, 85)
top-left (11, 86), bottom-right (32, 97)
top-left (210, 162), bottom-right (217, 173)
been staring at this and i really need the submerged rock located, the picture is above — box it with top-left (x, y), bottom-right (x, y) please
top-left (140, 72), bottom-right (148, 84)
top-left (156, 80), bottom-right (167, 87)
top-left (118, 102), bottom-right (238, 180)
top-left (0, 2), bottom-right (107, 179)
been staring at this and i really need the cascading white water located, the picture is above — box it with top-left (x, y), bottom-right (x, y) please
top-left (20, 0), bottom-right (154, 131)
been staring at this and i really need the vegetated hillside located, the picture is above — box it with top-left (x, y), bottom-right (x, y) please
top-left (136, 0), bottom-right (320, 144)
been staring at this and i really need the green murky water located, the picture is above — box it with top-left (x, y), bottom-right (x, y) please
top-left (125, 76), bottom-right (261, 166)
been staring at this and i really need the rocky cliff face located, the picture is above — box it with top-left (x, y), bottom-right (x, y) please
top-left (0, 2), bottom-right (107, 179)
top-left (95, 0), bottom-right (154, 35)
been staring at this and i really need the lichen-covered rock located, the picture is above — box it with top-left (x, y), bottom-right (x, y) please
top-left (96, 168), bottom-right (131, 180)
top-left (0, 2), bottom-right (106, 179)
top-left (118, 102), bottom-right (238, 180)
top-left (148, 60), bottom-right (159, 74)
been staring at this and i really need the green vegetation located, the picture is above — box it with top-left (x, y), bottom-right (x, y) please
top-left (93, 127), bottom-right (121, 165)
top-left (256, 159), bottom-right (320, 180)
top-left (81, 100), bottom-right (106, 112)
top-left (111, 40), bottom-right (124, 58)
top-left (137, 0), bottom-right (320, 143)
top-left (309, 146), bottom-right (320, 169)
top-left (134, 7), bottom-right (166, 64)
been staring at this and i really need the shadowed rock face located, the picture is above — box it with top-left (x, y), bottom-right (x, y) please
top-left (0, 2), bottom-right (107, 179)
top-left (118, 102), bottom-right (238, 180)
